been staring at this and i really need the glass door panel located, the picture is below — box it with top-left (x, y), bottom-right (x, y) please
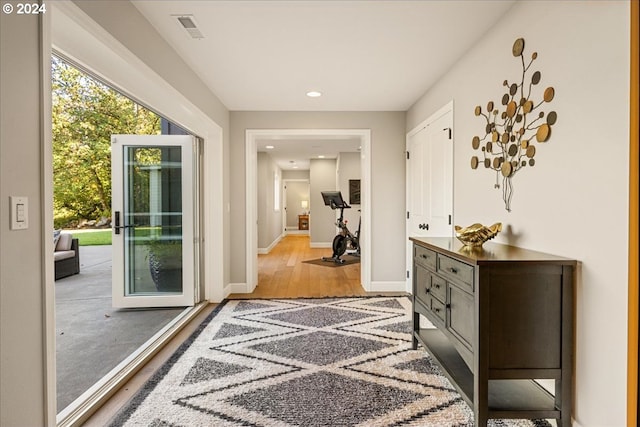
top-left (112, 135), bottom-right (194, 308)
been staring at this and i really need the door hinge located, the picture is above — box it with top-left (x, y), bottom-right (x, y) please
top-left (449, 214), bottom-right (452, 225)
top-left (443, 127), bottom-right (452, 140)
top-left (407, 270), bottom-right (410, 279)
top-left (407, 211), bottom-right (410, 219)
top-left (406, 151), bottom-right (410, 160)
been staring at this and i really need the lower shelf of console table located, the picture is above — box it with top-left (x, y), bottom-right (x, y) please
top-left (415, 328), bottom-right (561, 420)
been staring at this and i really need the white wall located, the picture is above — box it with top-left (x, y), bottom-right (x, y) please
top-left (229, 111), bottom-right (406, 285)
top-left (1, 10), bottom-right (51, 426)
top-left (337, 152), bottom-right (362, 236)
top-left (310, 159), bottom-right (338, 245)
top-left (407, 1), bottom-right (630, 425)
top-left (283, 170), bottom-right (311, 180)
top-left (257, 153), bottom-right (283, 249)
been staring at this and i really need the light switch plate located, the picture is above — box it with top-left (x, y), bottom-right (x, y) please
top-left (10, 196), bottom-right (28, 230)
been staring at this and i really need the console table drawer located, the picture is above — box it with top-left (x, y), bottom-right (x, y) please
top-left (429, 295), bottom-right (446, 323)
top-left (430, 273), bottom-right (446, 303)
top-left (438, 254), bottom-right (474, 291)
top-left (414, 245), bottom-right (436, 270)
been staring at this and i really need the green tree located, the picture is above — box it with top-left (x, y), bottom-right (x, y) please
top-left (52, 56), bottom-right (160, 227)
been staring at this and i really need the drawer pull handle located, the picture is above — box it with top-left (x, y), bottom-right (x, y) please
top-left (449, 267), bottom-right (458, 274)
top-left (434, 284), bottom-right (440, 289)
top-left (425, 288), bottom-right (430, 293)
top-left (421, 254), bottom-right (429, 259)
top-left (434, 308), bottom-right (441, 313)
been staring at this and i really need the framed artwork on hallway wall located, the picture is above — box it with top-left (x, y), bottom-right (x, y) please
top-left (349, 179), bottom-right (360, 205)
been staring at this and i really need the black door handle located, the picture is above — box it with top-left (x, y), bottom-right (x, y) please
top-left (113, 211), bottom-right (135, 234)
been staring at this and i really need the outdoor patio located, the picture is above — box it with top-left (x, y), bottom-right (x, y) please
top-left (55, 244), bottom-right (184, 412)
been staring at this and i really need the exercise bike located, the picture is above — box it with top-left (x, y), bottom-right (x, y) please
top-left (320, 191), bottom-right (361, 264)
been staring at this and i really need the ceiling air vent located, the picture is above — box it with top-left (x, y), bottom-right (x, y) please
top-left (174, 15), bottom-right (204, 39)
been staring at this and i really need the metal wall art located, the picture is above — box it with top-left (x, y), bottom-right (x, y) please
top-left (470, 37), bottom-right (557, 211)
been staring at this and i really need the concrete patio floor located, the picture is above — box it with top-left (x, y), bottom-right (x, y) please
top-left (55, 245), bottom-right (184, 412)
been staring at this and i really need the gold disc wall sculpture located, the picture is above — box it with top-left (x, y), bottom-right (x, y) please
top-left (470, 38), bottom-right (557, 212)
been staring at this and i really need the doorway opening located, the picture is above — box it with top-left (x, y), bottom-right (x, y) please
top-left (283, 179), bottom-right (310, 236)
top-left (49, 3), bottom-right (224, 423)
top-left (51, 55), bottom-right (200, 417)
top-left (245, 130), bottom-right (371, 296)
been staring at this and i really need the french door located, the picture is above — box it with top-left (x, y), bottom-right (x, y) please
top-left (111, 135), bottom-right (196, 308)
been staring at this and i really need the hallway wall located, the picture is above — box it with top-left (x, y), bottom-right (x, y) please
top-left (310, 159), bottom-right (338, 246)
top-left (230, 111), bottom-right (406, 286)
top-left (407, 1), bottom-right (630, 425)
top-left (337, 152), bottom-right (362, 235)
top-left (0, 11), bottom-right (50, 427)
top-left (257, 152), bottom-right (283, 250)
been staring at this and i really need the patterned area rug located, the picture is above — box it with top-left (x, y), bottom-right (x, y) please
top-left (110, 297), bottom-right (550, 427)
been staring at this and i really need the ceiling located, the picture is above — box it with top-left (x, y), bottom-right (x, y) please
top-left (131, 0), bottom-right (516, 169)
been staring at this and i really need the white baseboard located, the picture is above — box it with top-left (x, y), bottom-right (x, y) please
top-left (228, 282), bottom-right (248, 294)
top-left (369, 281), bottom-right (407, 292)
top-left (285, 229), bottom-right (309, 235)
top-left (221, 284), bottom-right (232, 300)
top-left (310, 242), bottom-right (331, 248)
top-left (258, 234), bottom-right (283, 254)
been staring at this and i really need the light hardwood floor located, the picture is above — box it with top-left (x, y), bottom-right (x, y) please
top-left (84, 234), bottom-right (405, 425)
top-left (229, 234), bottom-right (367, 299)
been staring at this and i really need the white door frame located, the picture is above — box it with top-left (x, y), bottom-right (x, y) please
top-left (246, 129), bottom-right (372, 292)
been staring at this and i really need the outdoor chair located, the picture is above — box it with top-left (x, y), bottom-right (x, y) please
top-left (54, 232), bottom-right (80, 280)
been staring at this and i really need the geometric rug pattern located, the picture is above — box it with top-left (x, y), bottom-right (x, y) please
top-left (109, 297), bottom-right (550, 426)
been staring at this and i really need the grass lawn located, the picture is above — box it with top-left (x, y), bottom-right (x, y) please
top-left (69, 229), bottom-right (112, 246)
top-left (67, 227), bottom-right (159, 246)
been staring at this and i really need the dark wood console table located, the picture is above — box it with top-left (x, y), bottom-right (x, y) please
top-left (410, 237), bottom-right (575, 426)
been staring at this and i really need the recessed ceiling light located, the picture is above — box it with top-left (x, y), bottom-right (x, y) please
top-left (306, 91), bottom-right (322, 98)
top-left (265, 145), bottom-right (274, 149)
top-left (292, 165), bottom-right (299, 169)
top-left (318, 155), bottom-right (325, 159)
